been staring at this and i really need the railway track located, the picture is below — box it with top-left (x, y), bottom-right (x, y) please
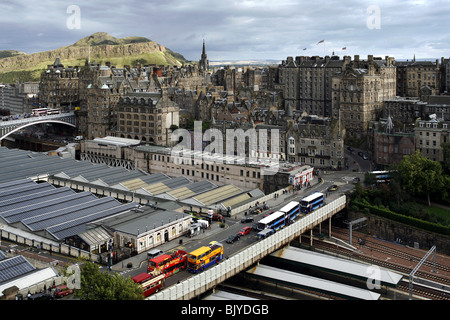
top-left (329, 227), bottom-right (450, 283)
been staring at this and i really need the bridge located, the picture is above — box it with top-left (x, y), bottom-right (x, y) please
top-left (0, 112), bottom-right (76, 141)
top-left (149, 195), bottom-right (347, 300)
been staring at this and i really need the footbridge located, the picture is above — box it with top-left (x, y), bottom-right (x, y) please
top-left (0, 112), bottom-right (76, 141)
top-left (149, 195), bottom-right (347, 300)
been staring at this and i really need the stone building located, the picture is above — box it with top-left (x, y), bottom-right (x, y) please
top-left (372, 116), bottom-right (415, 168)
top-left (332, 55), bottom-right (396, 139)
top-left (414, 117), bottom-right (450, 162)
top-left (115, 91), bottom-right (179, 146)
top-left (279, 55), bottom-right (351, 117)
top-left (39, 57), bottom-right (79, 109)
top-left (285, 115), bottom-right (345, 169)
top-left (395, 58), bottom-right (440, 99)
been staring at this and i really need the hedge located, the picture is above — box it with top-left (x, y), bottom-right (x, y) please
top-left (351, 200), bottom-right (450, 236)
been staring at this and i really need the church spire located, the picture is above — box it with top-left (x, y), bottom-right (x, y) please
top-left (199, 39), bottom-right (209, 72)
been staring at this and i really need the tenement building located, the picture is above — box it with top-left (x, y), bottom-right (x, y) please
top-left (414, 117), bottom-right (450, 162)
top-left (395, 57), bottom-right (441, 99)
top-left (39, 57), bottom-right (80, 109)
top-left (332, 55), bottom-right (396, 139)
top-left (280, 55), bottom-right (351, 117)
top-left (115, 92), bottom-right (179, 146)
top-left (372, 116), bottom-right (415, 168)
top-left (285, 115), bottom-right (345, 169)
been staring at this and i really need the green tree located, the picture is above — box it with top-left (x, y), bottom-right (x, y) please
top-left (393, 151), bottom-right (447, 207)
top-left (74, 261), bottom-right (144, 300)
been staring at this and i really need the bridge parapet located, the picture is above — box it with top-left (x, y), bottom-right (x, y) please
top-left (149, 195), bottom-right (347, 300)
top-left (0, 112), bottom-right (76, 140)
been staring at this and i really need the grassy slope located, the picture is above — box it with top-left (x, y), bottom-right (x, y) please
top-left (0, 33), bottom-right (187, 83)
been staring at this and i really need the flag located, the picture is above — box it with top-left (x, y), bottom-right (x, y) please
top-left (342, 47), bottom-right (347, 50)
top-left (317, 40), bottom-right (324, 45)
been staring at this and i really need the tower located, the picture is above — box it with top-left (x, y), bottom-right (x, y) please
top-left (199, 39), bottom-right (209, 72)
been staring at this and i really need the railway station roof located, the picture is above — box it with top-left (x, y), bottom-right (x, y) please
top-left (270, 246), bottom-right (403, 287)
top-left (247, 264), bottom-right (381, 300)
top-left (0, 179), bottom-right (137, 241)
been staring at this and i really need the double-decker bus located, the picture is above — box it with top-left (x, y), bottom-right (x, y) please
top-left (131, 272), bottom-right (165, 297)
top-left (32, 108), bottom-right (50, 116)
top-left (279, 201), bottom-right (300, 221)
top-left (147, 250), bottom-right (187, 277)
top-left (255, 211), bottom-right (287, 231)
top-left (187, 242), bottom-right (223, 274)
top-left (300, 192), bottom-right (325, 213)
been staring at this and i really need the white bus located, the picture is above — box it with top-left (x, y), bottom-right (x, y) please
top-left (299, 192), bottom-right (325, 213)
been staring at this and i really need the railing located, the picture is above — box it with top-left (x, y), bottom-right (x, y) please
top-left (148, 195), bottom-right (347, 300)
top-left (0, 112), bottom-right (75, 127)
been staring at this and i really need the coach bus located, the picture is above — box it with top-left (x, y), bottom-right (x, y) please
top-left (187, 242), bottom-right (224, 274)
top-left (279, 201), bottom-right (300, 221)
top-left (147, 250), bottom-right (187, 277)
top-left (131, 272), bottom-right (165, 297)
top-left (299, 192), bottom-right (325, 213)
top-left (255, 211), bottom-right (287, 232)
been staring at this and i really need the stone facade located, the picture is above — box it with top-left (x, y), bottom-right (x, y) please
top-left (115, 92), bottom-right (179, 145)
top-left (285, 115), bottom-right (345, 169)
top-left (414, 118), bottom-right (450, 162)
top-left (395, 58), bottom-right (440, 99)
top-left (332, 55), bottom-right (396, 139)
top-left (39, 58), bottom-right (79, 109)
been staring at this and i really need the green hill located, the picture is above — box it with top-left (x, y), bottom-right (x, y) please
top-left (0, 32), bottom-right (189, 83)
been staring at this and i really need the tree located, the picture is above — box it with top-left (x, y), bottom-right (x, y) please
top-left (393, 151), bottom-right (447, 207)
top-left (74, 261), bottom-right (144, 300)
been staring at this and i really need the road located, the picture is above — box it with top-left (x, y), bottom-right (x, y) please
top-left (120, 174), bottom-right (358, 289)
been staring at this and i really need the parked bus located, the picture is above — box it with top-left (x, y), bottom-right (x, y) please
top-left (147, 250), bottom-right (187, 277)
top-left (187, 242), bottom-right (224, 274)
top-left (368, 170), bottom-right (392, 184)
top-left (279, 201), bottom-right (300, 221)
top-left (32, 108), bottom-right (50, 116)
top-left (299, 192), bottom-right (325, 213)
top-left (255, 211), bottom-right (286, 231)
top-left (131, 272), bottom-right (165, 297)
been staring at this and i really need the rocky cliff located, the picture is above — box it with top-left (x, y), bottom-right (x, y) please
top-left (0, 33), bottom-right (188, 82)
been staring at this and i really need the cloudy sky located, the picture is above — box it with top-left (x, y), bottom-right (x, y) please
top-left (1, 0), bottom-right (449, 62)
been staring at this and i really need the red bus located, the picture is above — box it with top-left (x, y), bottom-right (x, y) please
top-left (131, 272), bottom-right (165, 297)
top-left (147, 250), bottom-right (187, 277)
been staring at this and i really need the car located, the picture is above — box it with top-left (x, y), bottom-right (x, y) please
top-left (238, 227), bottom-right (252, 236)
top-left (27, 292), bottom-right (54, 300)
top-left (241, 217), bottom-right (254, 223)
top-left (352, 177), bottom-right (360, 184)
top-left (362, 154), bottom-right (368, 160)
top-left (226, 234), bottom-right (240, 243)
top-left (328, 185), bottom-right (339, 191)
top-left (347, 146), bottom-right (354, 151)
top-left (358, 151), bottom-right (364, 157)
top-left (54, 285), bottom-right (74, 298)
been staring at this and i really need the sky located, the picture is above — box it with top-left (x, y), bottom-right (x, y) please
top-left (0, 0), bottom-right (449, 62)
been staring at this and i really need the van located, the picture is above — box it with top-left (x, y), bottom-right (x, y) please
top-left (147, 248), bottom-right (163, 259)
